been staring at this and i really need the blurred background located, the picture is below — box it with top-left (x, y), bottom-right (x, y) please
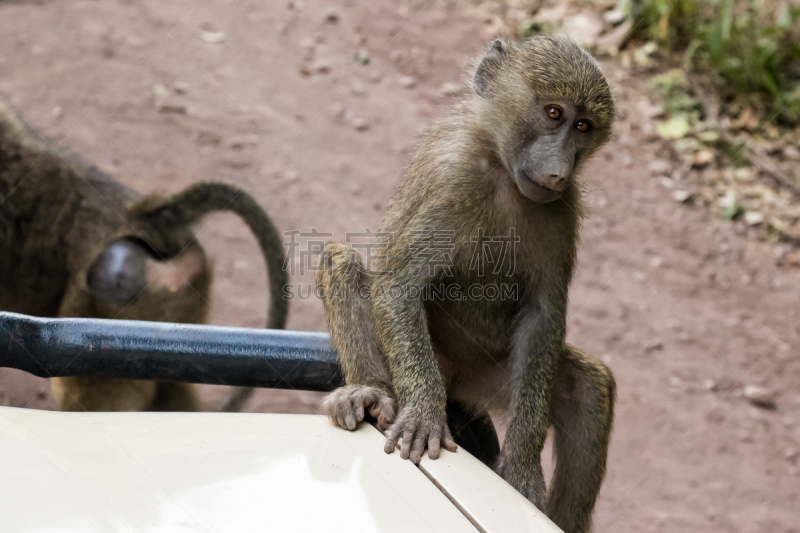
top-left (0, 0), bottom-right (798, 531)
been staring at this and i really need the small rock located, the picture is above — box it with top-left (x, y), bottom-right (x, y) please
top-left (51, 106), bottom-right (64, 120)
top-left (783, 145), bottom-right (800, 161)
top-left (603, 9), bottom-right (627, 24)
top-left (703, 379), bottom-right (716, 391)
top-left (643, 338), bottom-right (663, 352)
top-left (158, 103), bottom-right (188, 115)
top-left (328, 101), bottom-right (346, 120)
top-left (734, 167), bottom-right (755, 182)
top-left (744, 211), bottom-right (764, 226)
top-left (313, 59), bottom-right (332, 74)
top-left (172, 81), bottom-right (189, 94)
top-left (351, 81), bottom-right (367, 97)
top-left (649, 256), bottom-right (664, 268)
top-left (325, 10), bottom-right (339, 23)
top-left (227, 135), bottom-right (260, 150)
top-left (691, 150), bottom-right (714, 168)
top-left (196, 130), bottom-right (222, 146)
top-left (668, 376), bottom-right (682, 387)
top-left (199, 30), bottom-right (226, 44)
top-left (717, 190), bottom-right (738, 209)
top-left (399, 75), bottom-right (416, 89)
top-left (354, 48), bottom-right (370, 66)
top-left (221, 158), bottom-right (251, 170)
top-left (732, 108), bottom-right (759, 131)
top-left (152, 83), bottom-right (170, 99)
top-left (648, 159), bottom-right (671, 175)
top-left (438, 82), bottom-right (461, 97)
top-left (633, 42), bottom-right (657, 67)
top-left (698, 130), bottom-right (720, 143)
top-left (743, 384), bottom-right (776, 410)
top-left (659, 177), bottom-right (675, 189)
top-left (672, 189), bottom-right (693, 203)
top-left (352, 117), bottom-right (369, 131)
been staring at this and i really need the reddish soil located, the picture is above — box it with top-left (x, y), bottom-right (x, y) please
top-left (0, 1), bottom-right (798, 531)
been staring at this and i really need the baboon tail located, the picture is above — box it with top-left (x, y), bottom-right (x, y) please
top-left (130, 181), bottom-right (290, 412)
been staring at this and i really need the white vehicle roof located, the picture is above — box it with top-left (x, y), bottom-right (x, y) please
top-left (0, 407), bottom-right (561, 532)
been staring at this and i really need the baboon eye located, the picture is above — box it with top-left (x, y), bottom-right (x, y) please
top-left (545, 106), bottom-right (562, 120)
top-left (575, 120), bottom-right (592, 133)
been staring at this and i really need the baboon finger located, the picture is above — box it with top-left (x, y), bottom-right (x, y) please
top-left (376, 413), bottom-right (391, 431)
top-left (400, 430), bottom-right (414, 460)
top-left (367, 403), bottom-right (382, 419)
top-left (443, 426), bottom-right (458, 452)
top-left (345, 411), bottom-right (357, 430)
top-left (381, 398), bottom-right (396, 423)
top-left (428, 433), bottom-right (441, 460)
top-left (354, 401), bottom-right (365, 423)
top-left (362, 391), bottom-right (378, 410)
top-left (410, 435), bottom-right (428, 465)
top-left (384, 426), bottom-right (401, 453)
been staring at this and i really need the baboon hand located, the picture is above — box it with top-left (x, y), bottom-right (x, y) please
top-left (384, 408), bottom-right (457, 464)
top-left (323, 385), bottom-right (396, 430)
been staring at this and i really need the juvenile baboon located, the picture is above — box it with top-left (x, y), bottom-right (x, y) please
top-left (317, 36), bottom-right (616, 532)
top-left (0, 100), bottom-right (288, 412)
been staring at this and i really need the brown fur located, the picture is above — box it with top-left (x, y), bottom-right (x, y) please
top-left (0, 99), bottom-right (288, 412)
top-left (318, 35), bottom-right (616, 532)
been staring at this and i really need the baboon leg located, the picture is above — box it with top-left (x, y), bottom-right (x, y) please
top-left (317, 242), bottom-right (395, 430)
top-left (51, 376), bottom-right (158, 411)
top-left (547, 344), bottom-right (616, 533)
top-left (150, 382), bottom-right (201, 411)
top-left (446, 401), bottom-right (500, 468)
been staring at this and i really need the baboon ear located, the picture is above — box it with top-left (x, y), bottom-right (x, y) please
top-left (474, 39), bottom-right (509, 97)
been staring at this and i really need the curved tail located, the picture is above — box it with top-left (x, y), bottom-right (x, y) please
top-left (130, 181), bottom-right (289, 412)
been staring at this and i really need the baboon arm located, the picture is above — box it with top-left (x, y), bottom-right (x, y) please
top-left (372, 280), bottom-right (446, 411)
top-left (501, 292), bottom-right (567, 499)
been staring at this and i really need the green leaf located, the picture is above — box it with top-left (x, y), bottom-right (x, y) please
top-left (657, 115), bottom-right (692, 139)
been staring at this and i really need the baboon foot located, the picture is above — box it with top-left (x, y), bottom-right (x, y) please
top-left (323, 385), bottom-right (396, 430)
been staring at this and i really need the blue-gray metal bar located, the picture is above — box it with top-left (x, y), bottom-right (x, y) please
top-left (0, 312), bottom-right (343, 391)
top-left (0, 311), bottom-right (503, 467)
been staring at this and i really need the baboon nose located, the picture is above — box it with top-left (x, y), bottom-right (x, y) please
top-left (547, 174), bottom-right (567, 192)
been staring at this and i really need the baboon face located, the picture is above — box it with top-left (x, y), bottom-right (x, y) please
top-left (510, 98), bottom-right (601, 203)
top-left (473, 35), bottom-right (614, 204)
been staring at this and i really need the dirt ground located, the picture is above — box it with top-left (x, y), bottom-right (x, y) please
top-left (0, 0), bottom-right (798, 531)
